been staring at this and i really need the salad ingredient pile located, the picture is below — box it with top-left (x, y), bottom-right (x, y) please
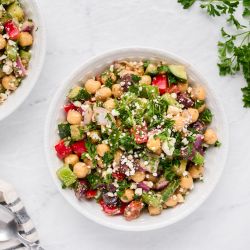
top-left (55, 59), bottom-right (220, 221)
top-left (0, 0), bottom-right (33, 104)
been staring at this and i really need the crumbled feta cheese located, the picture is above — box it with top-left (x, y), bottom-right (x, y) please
top-left (135, 188), bottom-right (142, 196)
top-left (111, 109), bottom-right (120, 116)
top-left (182, 138), bottom-right (189, 145)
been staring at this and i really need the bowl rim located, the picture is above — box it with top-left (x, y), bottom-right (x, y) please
top-left (44, 47), bottom-right (229, 231)
top-left (0, 0), bottom-right (46, 121)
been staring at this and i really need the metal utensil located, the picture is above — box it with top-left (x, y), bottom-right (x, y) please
top-left (0, 205), bottom-right (44, 249)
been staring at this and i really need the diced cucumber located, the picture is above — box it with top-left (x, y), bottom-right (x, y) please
top-left (58, 122), bottom-right (70, 139)
top-left (162, 93), bottom-right (180, 107)
top-left (57, 165), bottom-right (77, 187)
top-left (70, 125), bottom-right (84, 141)
top-left (68, 86), bottom-right (91, 101)
top-left (7, 2), bottom-right (24, 21)
top-left (168, 65), bottom-right (187, 81)
top-left (6, 43), bottom-right (18, 61)
top-left (161, 179), bottom-right (180, 202)
top-left (192, 152), bottom-right (204, 165)
top-left (142, 192), bottom-right (162, 208)
top-left (172, 160), bottom-right (187, 176)
top-left (20, 50), bottom-right (31, 61)
top-left (0, 0), bottom-right (15, 5)
top-left (145, 63), bottom-right (158, 75)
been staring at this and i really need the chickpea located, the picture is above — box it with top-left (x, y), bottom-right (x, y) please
top-left (85, 79), bottom-right (101, 94)
top-left (204, 128), bottom-right (218, 145)
top-left (73, 162), bottom-right (91, 178)
top-left (103, 98), bottom-right (115, 111)
top-left (88, 130), bottom-right (101, 144)
top-left (189, 165), bottom-right (204, 179)
top-left (112, 84), bottom-right (123, 98)
top-left (198, 104), bottom-right (206, 113)
top-left (177, 82), bottom-right (188, 93)
top-left (177, 193), bottom-right (184, 203)
top-left (139, 75), bottom-right (151, 85)
top-left (114, 149), bottom-right (123, 165)
top-left (131, 171), bottom-right (146, 183)
top-left (145, 174), bottom-right (158, 183)
top-left (67, 110), bottom-right (82, 125)
top-left (64, 154), bottom-right (79, 166)
top-left (187, 108), bottom-right (199, 123)
top-left (180, 173), bottom-right (193, 189)
top-left (172, 116), bottom-right (186, 132)
top-left (18, 32), bottom-right (33, 47)
top-left (191, 85), bottom-right (206, 101)
top-left (146, 136), bottom-right (161, 153)
top-left (96, 143), bottom-right (110, 157)
top-left (148, 205), bottom-right (162, 216)
top-left (83, 158), bottom-right (93, 168)
top-left (0, 35), bottom-right (6, 50)
top-left (95, 87), bottom-right (112, 101)
top-left (164, 195), bottom-right (178, 207)
top-left (121, 189), bottom-right (135, 203)
top-left (2, 75), bottom-right (17, 91)
top-left (97, 158), bottom-right (104, 168)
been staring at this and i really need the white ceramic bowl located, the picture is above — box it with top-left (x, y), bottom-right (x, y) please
top-left (44, 48), bottom-right (228, 231)
top-left (0, 0), bottom-right (46, 121)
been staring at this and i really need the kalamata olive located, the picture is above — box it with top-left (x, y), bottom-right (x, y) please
top-left (102, 192), bottom-right (118, 206)
top-left (120, 74), bottom-right (133, 91)
top-left (191, 120), bottom-right (206, 133)
top-left (177, 93), bottom-right (194, 108)
top-left (74, 180), bottom-right (88, 200)
top-left (107, 184), bottom-right (116, 193)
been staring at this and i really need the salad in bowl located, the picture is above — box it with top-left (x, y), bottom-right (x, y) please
top-left (54, 58), bottom-right (221, 221)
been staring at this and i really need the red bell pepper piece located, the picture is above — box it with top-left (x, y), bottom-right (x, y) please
top-left (112, 172), bottom-right (126, 181)
top-left (55, 140), bottom-right (72, 159)
top-left (99, 200), bottom-right (125, 216)
top-left (4, 20), bottom-right (20, 40)
top-left (85, 190), bottom-right (97, 199)
top-left (152, 75), bottom-right (168, 95)
top-left (71, 140), bottom-right (86, 157)
top-left (132, 124), bottom-right (148, 144)
top-left (64, 103), bottom-right (76, 113)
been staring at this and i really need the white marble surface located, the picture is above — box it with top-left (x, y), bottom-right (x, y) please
top-left (0, 0), bottom-right (250, 249)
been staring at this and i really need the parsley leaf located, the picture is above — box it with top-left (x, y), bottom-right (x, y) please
top-left (200, 108), bottom-right (213, 124)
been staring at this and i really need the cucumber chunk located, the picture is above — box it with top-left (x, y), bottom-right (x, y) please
top-left (142, 192), bottom-right (162, 208)
top-left (57, 165), bottom-right (77, 187)
top-left (168, 65), bottom-right (187, 81)
top-left (7, 2), bottom-right (24, 21)
top-left (70, 125), bottom-right (84, 141)
top-left (162, 93), bottom-right (180, 107)
top-left (0, 0), bottom-right (15, 5)
top-left (6, 43), bottom-right (18, 61)
top-left (145, 63), bottom-right (158, 75)
top-left (161, 179), bottom-right (179, 202)
top-left (58, 122), bottom-right (70, 139)
top-left (68, 86), bottom-right (91, 101)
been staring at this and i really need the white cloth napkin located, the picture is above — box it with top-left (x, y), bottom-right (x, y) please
top-left (0, 180), bottom-right (40, 250)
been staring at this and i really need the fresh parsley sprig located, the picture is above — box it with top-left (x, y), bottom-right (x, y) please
top-left (177, 0), bottom-right (250, 107)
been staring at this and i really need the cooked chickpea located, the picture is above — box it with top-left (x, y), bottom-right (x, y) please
top-left (18, 32), bottom-right (33, 47)
top-left (96, 144), bottom-right (110, 157)
top-left (187, 108), bottom-right (199, 123)
top-left (103, 98), bottom-right (115, 111)
top-left (131, 171), bottom-right (146, 183)
top-left (112, 84), bottom-right (123, 98)
top-left (177, 82), bottom-right (188, 93)
top-left (180, 173), bottom-right (193, 189)
top-left (121, 189), bottom-right (134, 203)
top-left (0, 35), bottom-right (6, 50)
top-left (97, 159), bottom-right (104, 168)
top-left (139, 75), bottom-right (151, 85)
top-left (148, 205), bottom-right (162, 215)
top-left (88, 130), bottom-right (101, 143)
top-left (189, 165), bottom-right (204, 179)
top-left (85, 79), bottom-right (101, 94)
top-left (95, 87), bottom-right (112, 101)
top-left (83, 158), bottom-right (93, 168)
top-left (73, 162), bottom-right (91, 178)
top-left (164, 195), bottom-right (178, 207)
top-left (204, 128), bottom-right (218, 145)
top-left (191, 85), bottom-right (206, 100)
top-left (173, 116), bottom-right (186, 132)
top-left (64, 154), bottom-right (79, 165)
top-left (2, 75), bottom-right (17, 91)
top-left (114, 149), bottom-right (123, 165)
top-left (67, 110), bottom-right (82, 125)
top-left (146, 136), bottom-right (161, 153)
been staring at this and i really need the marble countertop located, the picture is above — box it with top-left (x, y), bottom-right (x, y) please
top-left (0, 0), bottom-right (250, 249)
